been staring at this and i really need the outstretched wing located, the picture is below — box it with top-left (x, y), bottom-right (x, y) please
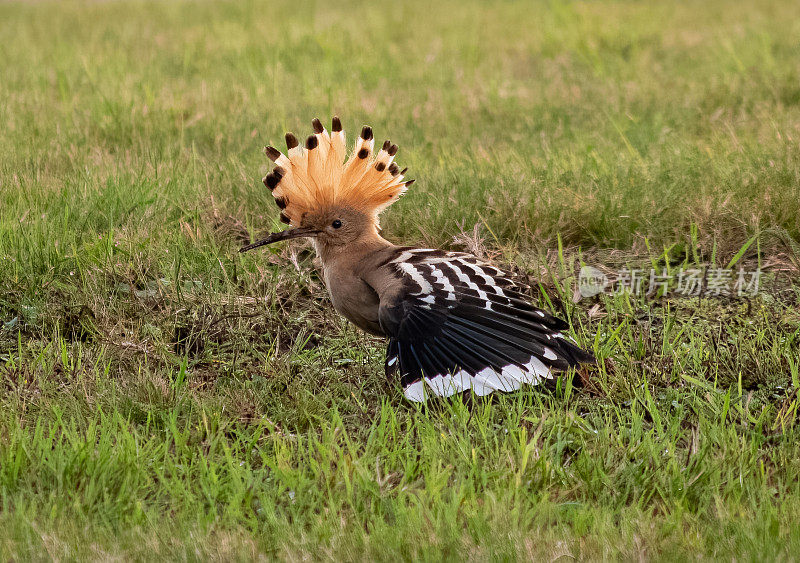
top-left (377, 249), bottom-right (594, 402)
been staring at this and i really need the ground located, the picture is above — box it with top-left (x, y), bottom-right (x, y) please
top-left (2, 0), bottom-right (800, 559)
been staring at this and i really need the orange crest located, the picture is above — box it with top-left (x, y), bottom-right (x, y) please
top-left (263, 117), bottom-right (414, 226)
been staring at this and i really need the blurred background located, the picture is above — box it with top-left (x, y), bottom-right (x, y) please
top-left (3, 0), bottom-right (799, 259)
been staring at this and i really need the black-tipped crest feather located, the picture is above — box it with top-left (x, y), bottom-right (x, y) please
top-left (261, 117), bottom-right (414, 228)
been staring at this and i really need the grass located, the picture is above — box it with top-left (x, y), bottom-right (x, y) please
top-left (2, 0), bottom-right (800, 559)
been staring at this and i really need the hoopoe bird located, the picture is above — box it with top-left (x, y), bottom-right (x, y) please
top-left (241, 117), bottom-right (595, 402)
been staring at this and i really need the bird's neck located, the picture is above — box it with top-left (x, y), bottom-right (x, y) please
top-left (314, 231), bottom-right (394, 270)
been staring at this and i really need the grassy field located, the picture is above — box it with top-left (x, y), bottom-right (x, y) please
top-left (2, 0), bottom-right (800, 559)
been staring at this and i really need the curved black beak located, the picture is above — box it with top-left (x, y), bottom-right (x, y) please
top-left (239, 226), bottom-right (319, 253)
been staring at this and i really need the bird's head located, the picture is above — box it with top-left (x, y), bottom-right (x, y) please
top-left (239, 205), bottom-right (374, 252)
top-left (240, 117), bottom-right (413, 254)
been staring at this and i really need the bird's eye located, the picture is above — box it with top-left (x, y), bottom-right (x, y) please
top-left (332, 219), bottom-right (342, 229)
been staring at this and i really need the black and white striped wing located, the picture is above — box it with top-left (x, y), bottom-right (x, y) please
top-left (378, 249), bottom-right (594, 402)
